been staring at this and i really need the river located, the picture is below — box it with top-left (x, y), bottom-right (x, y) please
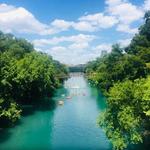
top-left (0, 74), bottom-right (112, 150)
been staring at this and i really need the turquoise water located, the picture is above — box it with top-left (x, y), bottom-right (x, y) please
top-left (0, 74), bottom-right (112, 150)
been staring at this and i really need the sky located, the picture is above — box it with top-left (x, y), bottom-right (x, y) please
top-left (0, 0), bottom-right (150, 65)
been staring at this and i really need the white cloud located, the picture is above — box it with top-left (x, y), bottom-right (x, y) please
top-left (93, 44), bottom-right (112, 54)
top-left (39, 43), bottom-right (112, 65)
top-left (109, 3), bottom-right (143, 24)
top-left (72, 21), bottom-right (96, 32)
top-left (118, 38), bottom-right (131, 47)
top-left (51, 13), bottom-right (118, 32)
top-left (105, 0), bottom-right (122, 6)
top-left (45, 46), bottom-right (86, 65)
top-left (0, 3), bottom-right (14, 12)
top-left (51, 19), bottom-right (72, 31)
top-left (67, 34), bottom-right (96, 43)
top-left (0, 4), bottom-right (71, 35)
top-left (79, 13), bottom-right (118, 29)
top-left (143, 0), bottom-right (150, 11)
top-left (32, 34), bottom-right (96, 47)
top-left (116, 24), bottom-right (138, 34)
top-left (0, 3), bottom-right (54, 35)
top-left (106, 0), bottom-right (143, 24)
top-left (34, 36), bottom-right (112, 65)
top-left (68, 42), bottom-right (89, 50)
top-left (94, 44), bottom-right (112, 51)
top-left (0, 1), bottom-right (148, 65)
top-left (33, 34), bottom-right (96, 64)
top-left (51, 46), bottom-right (67, 53)
top-left (106, 0), bottom-right (144, 34)
top-left (0, 1), bottom-right (147, 35)
top-left (0, 3), bottom-right (119, 35)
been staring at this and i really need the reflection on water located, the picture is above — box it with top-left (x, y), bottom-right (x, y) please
top-left (0, 74), bottom-right (111, 150)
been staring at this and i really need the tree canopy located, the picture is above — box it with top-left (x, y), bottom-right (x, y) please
top-left (86, 11), bottom-right (150, 149)
top-left (0, 31), bottom-right (68, 127)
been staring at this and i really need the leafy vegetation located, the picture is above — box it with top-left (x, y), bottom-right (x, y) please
top-left (86, 11), bottom-right (150, 149)
top-left (0, 31), bottom-right (68, 127)
top-left (98, 77), bottom-right (150, 150)
top-left (69, 64), bottom-right (85, 72)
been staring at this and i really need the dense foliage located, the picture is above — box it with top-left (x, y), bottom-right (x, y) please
top-left (86, 12), bottom-right (150, 149)
top-left (69, 64), bottom-right (85, 72)
top-left (0, 31), bottom-right (68, 127)
top-left (98, 77), bottom-right (150, 150)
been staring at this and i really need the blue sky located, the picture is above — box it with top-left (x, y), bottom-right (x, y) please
top-left (0, 0), bottom-right (149, 65)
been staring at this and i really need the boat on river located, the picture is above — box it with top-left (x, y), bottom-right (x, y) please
top-left (83, 93), bottom-right (86, 96)
top-left (58, 100), bottom-right (64, 105)
top-left (66, 96), bottom-right (71, 99)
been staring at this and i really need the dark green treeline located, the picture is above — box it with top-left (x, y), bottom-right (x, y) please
top-left (0, 32), bottom-right (68, 127)
top-left (85, 11), bottom-right (150, 150)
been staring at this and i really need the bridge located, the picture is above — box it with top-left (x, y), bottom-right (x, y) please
top-left (56, 72), bottom-right (85, 79)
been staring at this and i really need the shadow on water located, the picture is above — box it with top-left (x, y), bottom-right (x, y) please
top-left (0, 97), bottom-right (57, 144)
top-left (19, 85), bottom-right (69, 117)
top-left (0, 118), bottom-right (23, 144)
top-left (128, 134), bottom-right (150, 150)
top-left (127, 141), bottom-right (150, 150)
top-left (0, 129), bottom-right (11, 143)
top-left (89, 84), bottom-right (107, 111)
top-left (21, 97), bottom-right (57, 117)
top-left (0, 86), bottom-right (68, 145)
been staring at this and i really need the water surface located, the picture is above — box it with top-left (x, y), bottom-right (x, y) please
top-left (0, 74), bottom-right (111, 150)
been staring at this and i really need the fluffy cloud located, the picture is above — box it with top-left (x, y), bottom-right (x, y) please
top-left (0, 1), bottom-right (149, 64)
top-left (51, 13), bottom-right (118, 32)
top-left (106, 0), bottom-right (144, 34)
top-left (0, 4), bottom-right (73, 35)
top-left (0, 1), bottom-right (148, 35)
top-left (72, 21), bottom-right (96, 32)
top-left (41, 44), bottom-right (111, 65)
top-left (0, 3), bottom-right (54, 35)
top-left (105, 0), bottom-right (122, 6)
top-left (116, 24), bottom-right (138, 34)
top-left (78, 13), bottom-right (118, 30)
top-left (93, 44), bottom-right (112, 52)
top-left (68, 42), bottom-right (89, 50)
top-left (143, 0), bottom-right (150, 11)
top-left (51, 19), bottom-right (72, 31)
top-left (0, 3), bottom-right (117, 35)
top-left (43, 46), bottom-right (87, 65)
top-left (33, 35), bottom-right (111, 64)
top-left (33, 34), bottom-right (96, 64)
top-left (51, 46), bottom-right (67, 53)
top-left (32, 34), bottom-right (96, 47)
top-left (118, 38), bottom-right (132, 47)
top-left (91, 44), bottom-right (112, 58)
top-left (107, 1), bottom-right (143, 24)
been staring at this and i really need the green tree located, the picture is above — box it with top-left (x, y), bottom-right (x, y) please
top-left (0, 31), bottom-right (68, 126)
top-left (86, 11), bottom-right (150, 149)
top-left (98, 77), bottom-right (150, 150)
top-left (0, 98), bottom-right (21, 127)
